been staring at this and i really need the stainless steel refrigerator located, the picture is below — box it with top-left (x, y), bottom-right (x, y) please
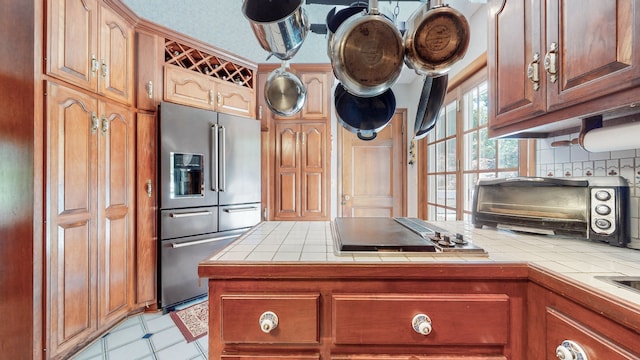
top-left (158, 102), bottom-right (261, 311)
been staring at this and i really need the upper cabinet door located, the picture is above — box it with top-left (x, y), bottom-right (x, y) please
top-left (164, 66), bottom-right (216, 110)
top-left (48, 0), bottom-right (100, 92)
top-left (98, 3), bottom-right (134, 105)
top-left (47, 0), bottom-right (134, 105)
top-left (300, 71), bottom-right (331, 120)
top-left (215, 78), bottom-right (256, 118)
top-left (545, 0), bottom-right (640, 111)
top-left (488, 0), bottom-right (546, 129)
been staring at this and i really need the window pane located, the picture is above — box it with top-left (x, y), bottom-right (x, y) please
top-left (464, 173), bottom-right (478, 213)
top-left (464, 132), bottom-right (477, 170)
top-left (446, 102), bottom-right (457, 137)
top-left (466, 87), bottom-right (478, 130)
top-left (445, 209), bottom-right (456, 221)
top-left (479, 127), bottom-right (495, 170)
top-left (436, 141), bottom-right (445, 172)
top-left (478, 82), bottom-right (488, 126)
top-left (498, 139), bottom-right (519, 168)
top-left (436, 175), bottom-right (445, 204)
top-left (427, 174), bottom-right (436, 204)
top-left (446, 174), bottom-right (456, 208)
top-left (428, 144), bottom-right (436, 172)
top-left (435, 108), bottom-right (445, 140)
top-left (446, 138), bottom-right (457, 172)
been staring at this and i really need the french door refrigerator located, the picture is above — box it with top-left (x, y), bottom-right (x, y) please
top-left (158, 102), bottom-right (261, 311)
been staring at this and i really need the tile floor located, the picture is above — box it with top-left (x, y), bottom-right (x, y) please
top-left (70, 300), bottom-right (208, 360)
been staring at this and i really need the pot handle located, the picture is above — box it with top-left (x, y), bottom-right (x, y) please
top-left (357, 131), bottom-right (377, 141)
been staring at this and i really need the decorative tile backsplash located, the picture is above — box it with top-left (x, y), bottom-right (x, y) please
top-left (537, 134), bottom-right (640, 249)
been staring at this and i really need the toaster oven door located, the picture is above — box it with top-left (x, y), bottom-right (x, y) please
top-left (472, 177), bottom-right (590, 235)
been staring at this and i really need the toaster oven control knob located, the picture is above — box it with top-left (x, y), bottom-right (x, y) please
top-left (594, 190), bottom-right (611, 201)
top-left (412, 314), bottom-right (432, 335)
top-left (555, 340), bottom-right (588, 360)
top-left (595, 204), bottom-right (611, 215)
top-left (259, 311), bottom-right (278, 333)
top-left (594, 218), bottom-right (612, 230)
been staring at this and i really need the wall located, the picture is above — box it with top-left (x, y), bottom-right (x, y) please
top-left (537, 134), bottom-right (640, 249)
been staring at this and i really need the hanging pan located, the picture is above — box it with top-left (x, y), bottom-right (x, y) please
top-left (404, 0), bottom-right (470, 76)
top-left (242, 0), bottom-right (310, 60)
top-left (414, 73), bottom-right (448, 140)
top-left (325, 3), bottom-right (367, 58)
top-left (264, 61), bottom-right (307, 117)
top-left (329, 0), bottom-right (404, 97)
top-left (334, 82), bottom-right (396, 141)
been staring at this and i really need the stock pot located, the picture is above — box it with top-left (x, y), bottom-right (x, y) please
top-left (334, 83), bottom-right (396, 141)
top-left (242, 0), bottom-right (309, 60)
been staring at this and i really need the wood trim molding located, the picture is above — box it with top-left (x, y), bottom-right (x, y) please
top-left (448, 52), bottom-right (487, 91)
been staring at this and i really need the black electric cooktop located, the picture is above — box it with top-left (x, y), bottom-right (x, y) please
top-left (332, 217), bottom-right (486, 254)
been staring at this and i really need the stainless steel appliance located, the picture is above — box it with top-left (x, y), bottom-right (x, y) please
top-left (472, 176), bottom-right (630, 247)
top-left (158, 102), bottom-right (261, 310)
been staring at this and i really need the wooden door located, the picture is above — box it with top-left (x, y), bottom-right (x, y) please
top-left (48, 0), bottom-right (99, 92)
top-left (215, 78), bottom-right (256, 118)
top-left (545, 0), bottom-right (640, 111)
top-left (135, 113), bottom-right (157, 307)
top-left (99, 3), bottom-right (134, 105)
top-left (488, 0), bottom-right (546, 129)
top-left (300, 123), bottom-right (327, 219)
top-left (47, 82), bottom-right (99, 357)
top-left (341, 111), bottom-right (405, 217)
top-left (97, 100), bottom-right (135, 326)
top-left (274, 123), bottom-right (300, 219)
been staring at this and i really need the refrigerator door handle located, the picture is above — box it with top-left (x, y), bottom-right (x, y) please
top-left (211, 124), bottom-right (219, 192)
top-left (219, 125), bottom-right (226, 192)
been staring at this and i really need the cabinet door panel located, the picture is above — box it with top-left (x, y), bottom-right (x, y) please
top-left (547, 0), bottom-right (640, 109)
top-left (301, 72), bottom-right (330, 119)
top-left (164, 66), bottom-right (215, 110)
top-left (135, 113), bottom-right (157, 305)
top-left (215, 79), bottom-right (256, 118)
top-left (301, 124), bottom-right (326, 219)
top-left (488, 0), bottom-right (546, 128)
top-left (136, 31), bottom-right (162, 111)
top-left (47, 82), bottom-right (99, 356)
top-left (546, 308), bottom-right (639, 360)
top-left (98, 102), bottom-right (134, 325)
top-left (48, 0), bottom-right (99, 91)
top-left (99, 4), bottom-right (134, 104)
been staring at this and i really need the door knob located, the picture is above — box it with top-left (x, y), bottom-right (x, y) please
top-left (341, 194), bottom-right (351, 205)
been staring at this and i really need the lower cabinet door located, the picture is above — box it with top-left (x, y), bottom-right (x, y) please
top-left (546, 308), bottom-right (640, 360)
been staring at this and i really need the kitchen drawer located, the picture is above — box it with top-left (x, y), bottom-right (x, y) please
top-left (220, 294), bottom-right (320, 344)
top-left (160, 207), bottom-right (217, 239)
top-left (221, 355), bottom-right (319, 359)
top-left (219, 203), bottom-right (261, 232)
top-left (332, 294), bottom-right (509, 345)
top-left (546, 308), bottom-right (639, 360)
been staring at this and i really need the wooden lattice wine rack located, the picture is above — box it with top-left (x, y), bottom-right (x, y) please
top-left (164, 39), bottom-right (254, 90)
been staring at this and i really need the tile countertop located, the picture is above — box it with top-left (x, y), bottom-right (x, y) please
top-left (203, 220), bottom-right (640, 306)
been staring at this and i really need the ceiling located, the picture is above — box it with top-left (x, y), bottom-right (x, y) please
top-left (122, 0), bottom-right (485, 82)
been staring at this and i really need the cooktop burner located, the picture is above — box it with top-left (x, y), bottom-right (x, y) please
top-left (332, 217), bottom-right (486, 255)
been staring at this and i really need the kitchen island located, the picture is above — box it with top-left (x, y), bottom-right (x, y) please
top-left (198, 220), bottom-right (640, 359)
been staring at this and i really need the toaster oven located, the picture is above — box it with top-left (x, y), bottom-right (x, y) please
top-left (472, 176), bottom-right (630, 247)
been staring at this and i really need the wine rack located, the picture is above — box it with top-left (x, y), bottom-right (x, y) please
top-left (164, 39), bottom-right (254, 89)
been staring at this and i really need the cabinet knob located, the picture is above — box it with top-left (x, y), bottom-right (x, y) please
top-left (259, 311), bottom-right (278, 333)
top-left (555, 340), bottom-right (588, 360)
top-left (411, 314), bottom-right (432, 335)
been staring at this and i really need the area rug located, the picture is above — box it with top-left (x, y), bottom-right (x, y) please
top-left (169, 300), bottom-right (208, 342)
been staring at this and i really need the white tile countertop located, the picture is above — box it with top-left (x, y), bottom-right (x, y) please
top-left (205, 220), bottom-right (640, 306)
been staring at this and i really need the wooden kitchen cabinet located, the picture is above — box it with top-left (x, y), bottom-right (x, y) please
top-left (204, 264), bottom-right (528, 359)
top-left (135, 112), bottom-right (157, 307)
top-left (46, 81), bottom-right (135, 358)
top-left (488, 0), bottom-right (640, 137)
top-left (48, 0), bottom-right (134, 105)
top-left (527, 268), bottom-right (640, 359)
top-left (136, 30), bottom-right (163, 111)
top-left (272, 65), bottom-right (333, 121)
top-left (274, 122), bottom-right (328, 220)
top-left (164, 65), bottom-right (255, 118)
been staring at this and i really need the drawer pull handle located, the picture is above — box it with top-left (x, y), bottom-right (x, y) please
top-left (556, 340), bottom-right (588, 360)
top-left (412, 314), bottom-right (432, 335)
top-left (259, 311), bottom-right (278, 333)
